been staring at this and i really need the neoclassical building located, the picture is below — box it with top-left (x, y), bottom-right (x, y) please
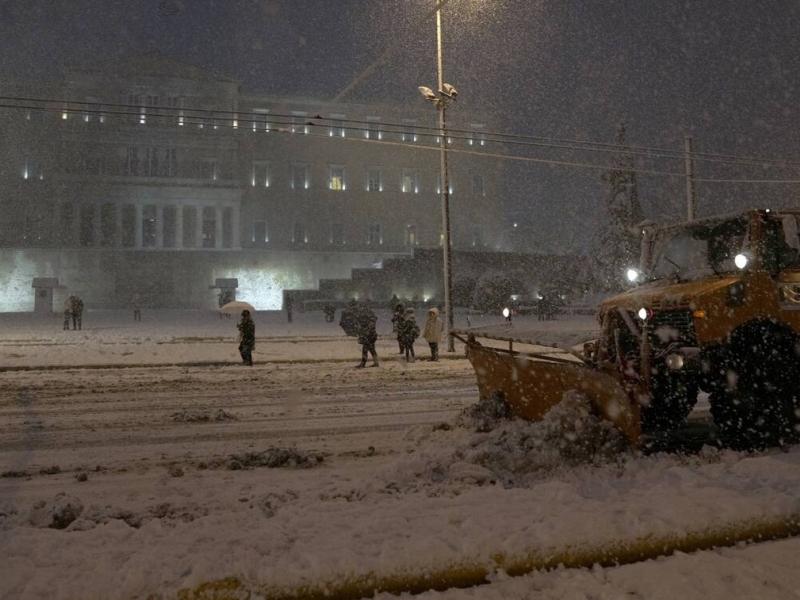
top-left (0, 54), bottom-right (505, 310)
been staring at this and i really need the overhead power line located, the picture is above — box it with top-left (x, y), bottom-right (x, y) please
top-left (4, 99), bottom-right (800, 184)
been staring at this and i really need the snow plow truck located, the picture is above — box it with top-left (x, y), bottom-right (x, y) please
top-left (458, 209), bottom-right (800, 450)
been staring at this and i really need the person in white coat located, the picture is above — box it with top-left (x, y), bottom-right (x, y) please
top-left (422, 307), bottom-right (444, 361)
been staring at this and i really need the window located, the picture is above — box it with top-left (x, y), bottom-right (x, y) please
top-left (100, 204), bottom-right (116, 246)
top-left (472, 173), bottom-right (485, 196)
top-left (252, 109), bottom-right (271, 132)
top-left (125, 146), bottom-right (139, 176)
top-left (121, 205), bottom-right (136, 247)
top-left (472, 227), bottom-right (484, 247)
top-left (367, 167), bottom-right (382, 192)
top-left (329, 165), bottom-right (346, 191)
top-left (144, 147), bottom-right (159, 177)
top-left (401, 119), bottom-right (418, 142)
top-left (292, 222), bottom-right (307, 244)
top-left (252, 221), bottom-right (268, 245)
top-left (222, 207), bottom-right (233, 248)
top-left (166, 148), bottom-right (178, 177)
top-left (436, 175), bottom-right (453, 195)
top-left (202, 207), bottom-right (216, 248)
top-left (252, 161), bottom-right (270, 187)
top-left (330, 223), bottom-right (345, 245)
top-left (162, 206), bottom-right (176, 248)
top-left (201, 159), bottom-right (218, 181)
top-left (291, 111), bottom-right (309, 134)
top-left (22, 159), bottom-right (43, 181)
top-left (366, 117), bottom-right (382, 140)
top-left (469, 124), bottom-right (487, 146)
top-left (142, 205), bottom-right (157, 247)
top-left (182, 206), bottom-right (196, 247)
top-left (405, 225), bottom-right (418, 247)
top-left (329, 113), bottom-right (346, 138)
top-left (368, 223), bottom-right (382, 246)
top-left (401, 169), bottom-right (419, 193)
top-left (291, 163), bottom-right (310, 189)
top-left (168, 96), bottom-right (183, 126)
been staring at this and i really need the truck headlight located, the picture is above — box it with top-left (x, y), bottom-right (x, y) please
top-left (665, 353), bottom-right (685, 370)
top-left (626, 268), bottom-right (641, 283)
top-left (734, 253), bottom-right (749, 269)
top-left (637, 307), bottom-right (649, 320)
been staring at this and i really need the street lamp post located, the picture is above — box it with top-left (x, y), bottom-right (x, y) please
top-left (419, 2), bottom-right (457, 352)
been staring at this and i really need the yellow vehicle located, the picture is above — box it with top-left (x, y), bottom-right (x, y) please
top-left (461, 209), bottom-right (800, 449)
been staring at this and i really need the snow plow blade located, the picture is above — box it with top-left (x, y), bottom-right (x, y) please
top-left (459, 334), bottom-right (641, 445)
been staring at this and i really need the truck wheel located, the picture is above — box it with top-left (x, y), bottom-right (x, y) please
top-left (641, 373), bottom-right (698, 433)
top-left (709, 320), bottom-right (799, 450)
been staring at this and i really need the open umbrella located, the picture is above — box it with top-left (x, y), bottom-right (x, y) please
top-left (219, 300), bottom-right (256, 315)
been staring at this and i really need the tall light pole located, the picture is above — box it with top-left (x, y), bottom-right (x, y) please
top-left (419, 1), bottom-right (457, 352)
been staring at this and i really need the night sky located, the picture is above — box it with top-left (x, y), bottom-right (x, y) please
top-left (2, 0), bottom-right (800, 252)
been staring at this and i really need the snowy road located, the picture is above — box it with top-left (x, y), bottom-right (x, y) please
top-left (2, 313), bottom-right (800, 600)
top-left (0, 360), bottom-right (477, 475)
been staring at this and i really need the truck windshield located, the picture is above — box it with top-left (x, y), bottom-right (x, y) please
top-left (650, 217), bottom-right (748, 281)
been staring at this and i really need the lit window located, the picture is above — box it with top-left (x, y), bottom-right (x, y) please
top-left (292, 223), bottom-right (308, 244)
top-left (329, 114), bottom-right (346, 137)
top-left (436, 175), bottom-right (453, 195)
top-left (401, 119), bottom-right (418, 142)
top-left (330, 223), bottom-right (345, 245)
top-left (201, 159), bottom-right (218, 181)
top-left (329, 165), bottom-right (346, 191)
top-left (252, 161), bottom-right (270, 187)
top-left (368, 223), bottom-right (382, 245)
top-left (405, 224), bottom-right (418, 247)
top-left (367, 168), bottom-right (382, 192)
top-left (291, 163), bottom-right (310, 190)
top-left (366, 117), bottom-right (382, 140)
top-left (232, 113), bottom-right (238, 129)
top-left (401, 169), bottom-right (419, 194)
top-left (252, 221), bottom-right (268, 244)
top-left (469, 123), bottom-right (487, 146)
top-left (291, 111), bottom-right (309, 134)
top-left (253, 109), bottom-right (271, 132)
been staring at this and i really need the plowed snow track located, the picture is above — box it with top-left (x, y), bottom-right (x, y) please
top-left (0, 360), bottom-right (477, 474)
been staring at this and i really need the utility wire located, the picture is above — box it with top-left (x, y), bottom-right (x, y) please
top-left (6, 101), bottom-right (800, 184)
top-left (3, 94), bottom-right (800, 171)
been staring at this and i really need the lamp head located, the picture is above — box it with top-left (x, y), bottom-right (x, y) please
top-left (418, 86), bottom-right (437, 102)
top-left (441, 83), bottom-right (458, 99)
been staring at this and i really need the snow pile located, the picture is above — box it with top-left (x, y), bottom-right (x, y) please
top-left (225, 447), bottom-right (324, 470)
top-left (380, 392), bottom-right (629, 492)
top-left (170, 408), bottom-right (237, 422)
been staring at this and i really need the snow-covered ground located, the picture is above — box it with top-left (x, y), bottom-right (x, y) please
top-left (1, 311), bottom-right (799, 599)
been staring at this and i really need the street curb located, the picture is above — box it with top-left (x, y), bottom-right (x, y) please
top-left (0, 354), bottom-right (467, 373)
top-left (175, 512), bottom-right (800, 600)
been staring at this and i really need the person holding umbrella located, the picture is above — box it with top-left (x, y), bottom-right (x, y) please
top-left (237, 309), bottom-right (255, 366)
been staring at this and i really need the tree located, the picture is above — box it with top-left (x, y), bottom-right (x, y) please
top-left (590, 123), bottom-right (644, 292)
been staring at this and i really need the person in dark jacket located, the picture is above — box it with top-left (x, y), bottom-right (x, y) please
top-left (391, 303), bottom-right (405, 354)
top-left (69, 295), bottom-right (84, 330)
top-left (237, 310), bottom-right (255, 366)
top-left (356, 308), bottom-right (379, 368)
top-left (399, 307), bottom-right (419, 362)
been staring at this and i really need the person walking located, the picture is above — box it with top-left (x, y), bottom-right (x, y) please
top-left (399, 307), bottom-right (419, 362)
top-left (355, 306), bottom-right (379, 368)
top-left (237, 309), bottom-right (255, 366)
top-left (422, 307), bottom-right (444, 361)
top-left (62, 297), bottom-right (71, 331)
top-left (391, 303), bottom-right (405, 354)
top-left (70, 295), bottom-right (84, 330)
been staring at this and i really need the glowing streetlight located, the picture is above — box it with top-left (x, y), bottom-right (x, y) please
top-left (418, 1), bottom-right (458, 353)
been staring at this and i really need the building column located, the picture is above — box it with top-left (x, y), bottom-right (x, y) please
top-left (93, 203), bottom-right (102, 246)
top-left (195, 205), bottom-right (204, 248)
top-left (134, 203), bottom-right (143, 249)
top-left (232, 205), bottom-right (241, 249)
top-left (155, 205), bottom-right (164, 248)
top-left (114, 204), bottom-right (123, 247)
top-left (175, 204), bottom-right (184, 249)
top-left (215, 207), bottom-right (223, 249)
